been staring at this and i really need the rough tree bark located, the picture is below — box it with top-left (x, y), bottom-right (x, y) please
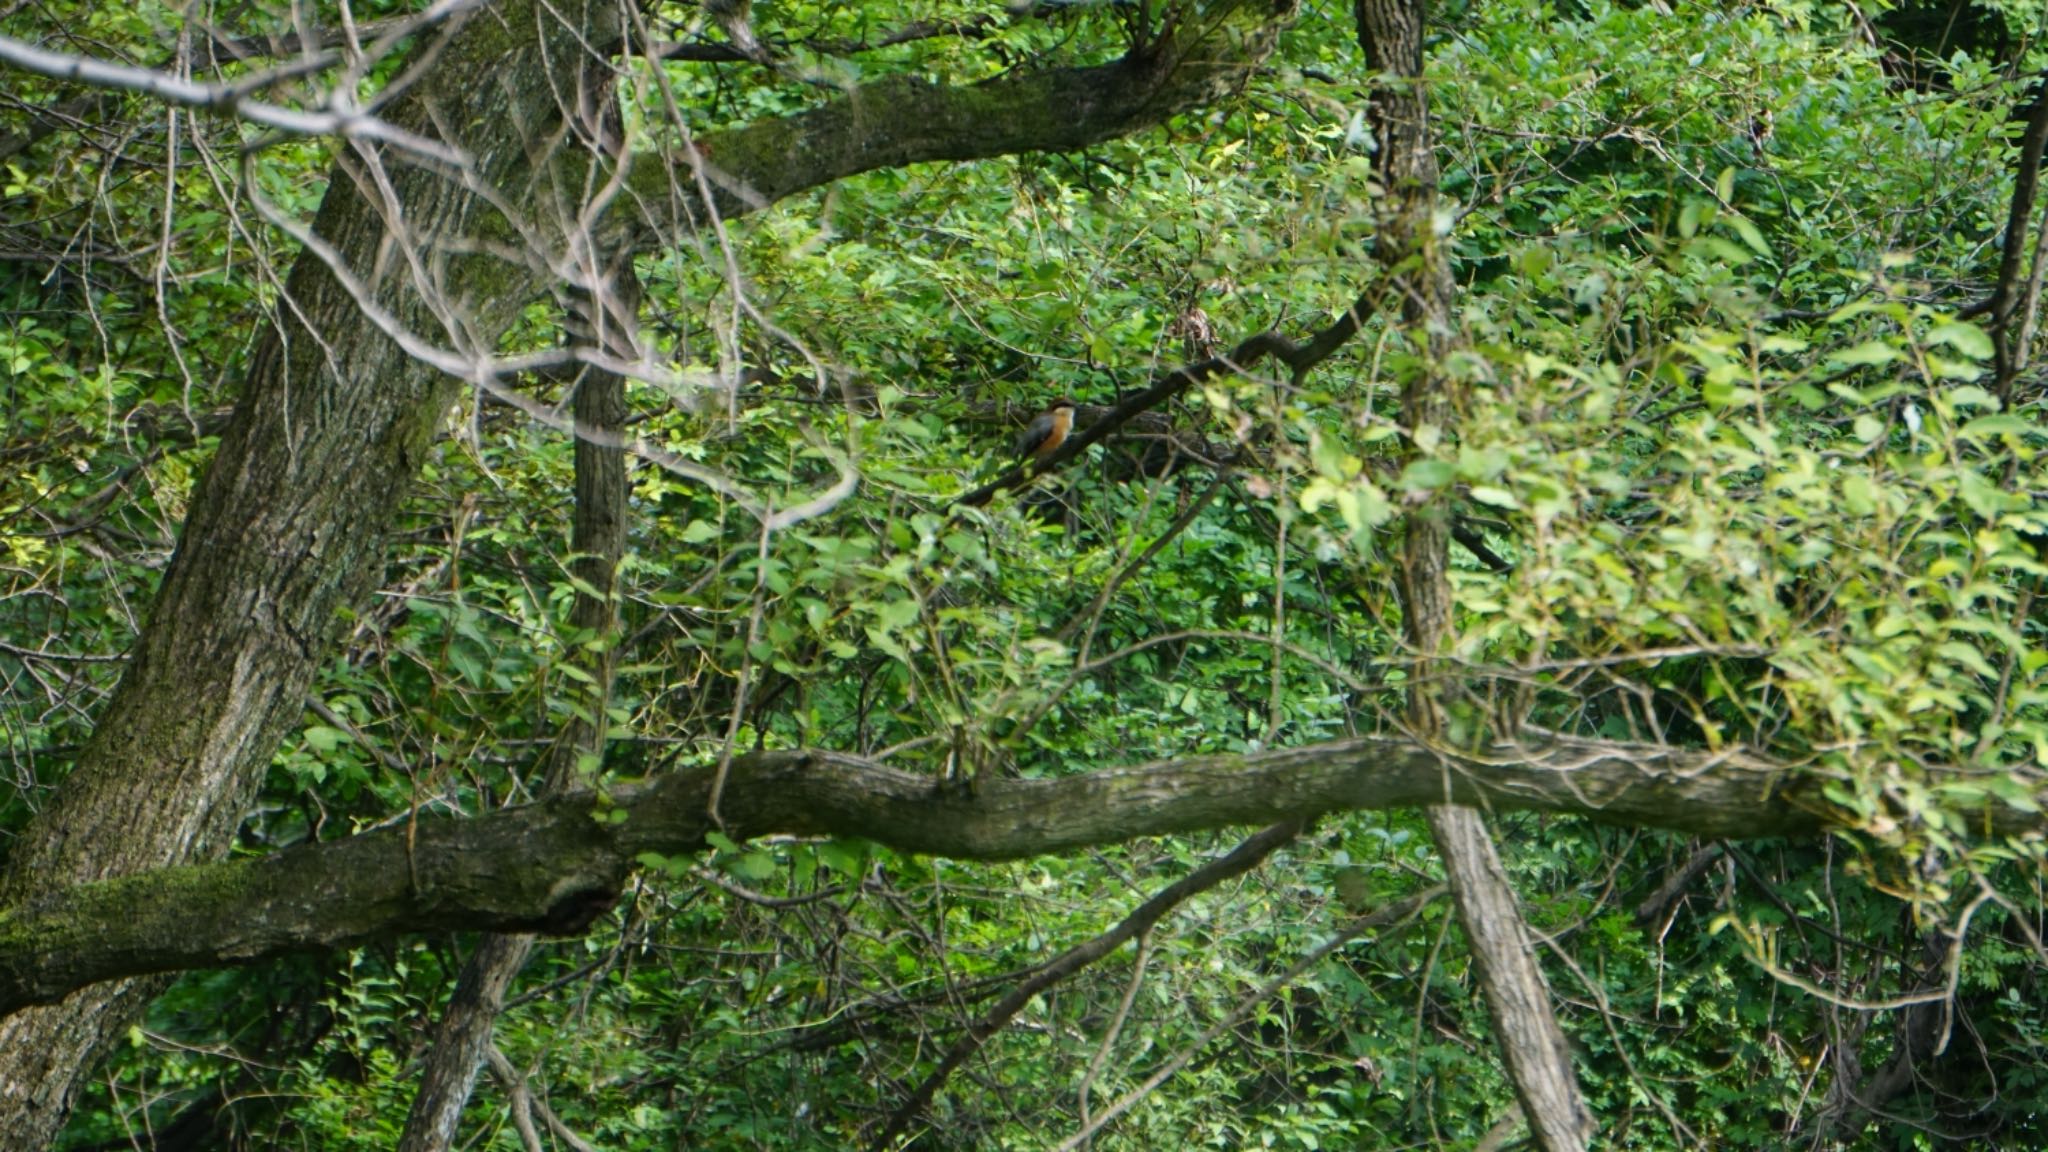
top-left (0, 0), bottom-right (1292, 1143)
top-left (1354, 0), bottom-right (1595, 1147)
top-left (0, 731), bottom-right (1855, 1018)
top-left (0, 4), bottom-right (614, 1141)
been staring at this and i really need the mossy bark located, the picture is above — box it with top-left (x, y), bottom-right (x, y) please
top-left (0, 3), bottom-right (628, 1141)
top-left (0, 731), bottom-right (1857, 1017)
top-left (1354, 0), bottom-right (1595, 1146)
top-left (0, 0), bottom-right (1293, 1143)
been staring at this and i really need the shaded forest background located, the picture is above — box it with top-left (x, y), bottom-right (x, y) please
top-left (4, 0), bottom-right (2048, 1147)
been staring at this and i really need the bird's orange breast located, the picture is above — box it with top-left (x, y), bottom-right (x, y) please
top-left (1036, 405), bottom-right (1073, 458)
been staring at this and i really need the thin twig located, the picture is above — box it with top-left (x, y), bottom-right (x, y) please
top-left (1051, 884), bottom-right (1446, 1151)
top-left (1075, 932), bottom-right (1150, 1149)
top-left (0, 27), bottom-right (462, 160)
top-left (870, 820), bottom-right (1308, 1150)
top-left (951, 286), bottom-right (1387, 509)
top-left (484, 1046), bottom-right (600, 1152)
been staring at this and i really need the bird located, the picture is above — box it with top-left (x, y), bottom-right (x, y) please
top-left (1013, 398), bottom-right (1077, 465)
top-left (704, 0), bottom-right (770, 63)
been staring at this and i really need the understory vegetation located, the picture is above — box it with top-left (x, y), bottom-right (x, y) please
top-left (4, 0), bottom-right (2047, 1147)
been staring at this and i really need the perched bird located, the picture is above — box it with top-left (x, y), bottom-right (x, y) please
top-left (704, 0), bottom-right (769, 63)
top-left (1013, 398), bottom-right (1077, 464)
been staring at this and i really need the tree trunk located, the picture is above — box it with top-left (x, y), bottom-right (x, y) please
top-left (398, 264), bottom-right (637, 1152)
top-left (1354, 0), bottom-right (1595, 1147)
top-left (0, 12), bottom-right (1299, 1133)
top-left (0, 4), bottom-right (627, 1143)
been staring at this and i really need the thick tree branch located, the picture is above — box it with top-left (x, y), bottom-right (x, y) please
top-left (1632, 842), bottom-right (1725, 929)
top-left (9, 731), bottom-right (2025, 1015)
top-left (623, 0), bottom-right (1291, 234)
top-left (647, 14), bottom-right (1002, 64)
top-left (0, 0), bottom-right (1293, 1139)
top-left (1985, 70), bottom-right (2048, 399)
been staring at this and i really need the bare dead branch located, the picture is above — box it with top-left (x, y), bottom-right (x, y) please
top-left (1050, 883), bottom-right (1445, 1150)
top-left (870, 820), bottom-right (1305, 1149)
top-left (952, 290), bottom-right (1383, 508)
top-left (0, 32), bottom-right (457, 161)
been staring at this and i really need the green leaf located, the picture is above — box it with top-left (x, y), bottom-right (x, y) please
top-left (1840, 473), bottom-right (1877, 515)
top-left (1927, 321), bottom-right (1993, 360)
top-left (818, 840), bottom-right (868, 877)
top-left (1702, 378), bottom-right (1757, 408)
top-left (1831, 340), bottom-right (1900, 367)
top-left (1679, 199), bottom-right (1704, 239)
top-left (1934, 641), bottom-right (1997, 680)
top-left (1729, 215), bottom-right (1770, 257)
top-left (727, 851), bottom-right (776, 882)
top-left (1944, 384), bottom-right (1997, 410)
top-left (1960, 414), bottom-right (2034, 440)
top-left (303, 725), bottom-right (352, 753)
top-left (1399, 459), bottom-right (1455, 491)
top-left (1957, 471), bottom-right (2010, 518)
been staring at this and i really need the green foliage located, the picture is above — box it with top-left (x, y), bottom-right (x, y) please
top-left (8, 0), bottom-right (2048, 1148)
